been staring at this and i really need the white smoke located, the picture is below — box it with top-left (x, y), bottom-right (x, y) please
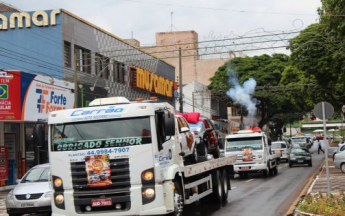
top-left (226, 71), bottom-right (257, 116)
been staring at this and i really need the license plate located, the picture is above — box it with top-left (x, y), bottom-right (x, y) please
top-left (240, 166), bottom-right (250, 170)
top-left (297, 160), bottom-right (303, 163)
top-left (21, 203), bottom-right (34, 208)
top-left (91, 198), bottom-right (112, 207)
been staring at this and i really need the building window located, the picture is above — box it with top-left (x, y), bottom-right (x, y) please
top-left (74, 45), bottom-right (91, 73)
top-left (112, 61), bottom-right (125, 84)
top-left (64, 41), bottom-right (71, 67)
top-left (95, 53), bottom-right (110, 80)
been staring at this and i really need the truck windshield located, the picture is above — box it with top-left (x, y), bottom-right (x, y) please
top-left (51, 117), bottom-right (151, 151)
top-left (226, 137), bottom-right (263, 152)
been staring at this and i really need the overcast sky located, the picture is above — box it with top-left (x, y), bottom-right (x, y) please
top-left (8, 0), bottom-right (321, 56)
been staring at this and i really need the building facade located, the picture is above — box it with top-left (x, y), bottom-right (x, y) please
top-left (0, 7), bottom-right (175, 186)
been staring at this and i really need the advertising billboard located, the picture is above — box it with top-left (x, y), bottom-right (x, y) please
top-left (0, 70), bottom-right (74, 121)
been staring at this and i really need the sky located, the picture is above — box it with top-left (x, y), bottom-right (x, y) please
top-left (7, 0), bottom-right (321, 56)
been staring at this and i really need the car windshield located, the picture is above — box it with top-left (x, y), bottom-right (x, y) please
top-left (271, 143), bottom-right (286, 149)
top-left (21, 167), bottom-right (49, 183)
top-left (188, 122), bottom-right (204, 130)
top-left (226, 137), bottom-right (263, 152)
top-left (291, 138), bottom-right (306, 143)
top-left (291, 148), bottom-right (309, 155)
top-left (51, 117), bottom-right (152, 151)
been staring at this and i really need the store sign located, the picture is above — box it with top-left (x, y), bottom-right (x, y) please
top-left (22, 75), bottom-right (74, 121)
top-left (0, 9), bottom-right (60, 30)
top-left (0, 146), bottom-right (8, 181)
top-left (0, 71), bottom-right (21, 120)
top-left (132, 67), bottom-right (174, 98)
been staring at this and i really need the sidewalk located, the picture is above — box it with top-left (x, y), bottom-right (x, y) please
top-left (0, 190), bottom-right (9, 216)
top-left (309, 158), bottom-right (345, 194)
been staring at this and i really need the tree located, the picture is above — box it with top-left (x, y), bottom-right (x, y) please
top-left (288, 23), bottom-right (345, 109)
top-left (209, 54), bottom-right (307, 132)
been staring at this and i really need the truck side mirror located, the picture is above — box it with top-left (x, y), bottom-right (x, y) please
top-left (180, 127), bottom-right (189, 133)
top-left (163, 113), bottom-right (175, 137)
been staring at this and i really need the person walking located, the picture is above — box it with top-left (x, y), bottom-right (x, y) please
top-left (318, 140), bottom-right (324, 154)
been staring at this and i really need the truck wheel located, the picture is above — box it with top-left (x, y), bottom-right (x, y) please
top-left (173, 182), bottom-right (184, 216)
top-left (221, 170), bottom-right (229, 202)
top-left (262, 167), bottom-right (269, 177)
top-left (212, 170), bottom-right (223, 204)
top-left (273, 166), bottom-right (278, 175)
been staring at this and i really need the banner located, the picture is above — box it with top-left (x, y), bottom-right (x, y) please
top-left (0, 146), bottom-right (8, 181)
top-left (0, 71), bottom-right (21, 120)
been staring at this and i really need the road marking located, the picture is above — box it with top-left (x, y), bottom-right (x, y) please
top-left (245, 179), bottom-right (254, 183)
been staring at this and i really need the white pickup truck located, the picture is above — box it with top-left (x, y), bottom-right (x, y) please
top-left (224, 130), bottom-right (280, 177)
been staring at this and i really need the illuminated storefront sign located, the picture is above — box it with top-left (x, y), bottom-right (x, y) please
top-left (0, 9), bottom-right (60, 30)
top-left (132, 67), bottom-right (174, 98)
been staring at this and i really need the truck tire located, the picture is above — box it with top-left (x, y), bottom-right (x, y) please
top-left (212, 170), bottom-right (223, 204)
top-left (221, 169), bottom-right (229, 202)
top-left (273, 166), bottom-right (278, 175)
top-left (173, 182), bottom-right (184, 216)
top-left (262, 166), bottom-right (269, 177)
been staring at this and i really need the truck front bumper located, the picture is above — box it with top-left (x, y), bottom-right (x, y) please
top-left (234, 163), bottom-right (267, 173)
top-left (52, 184), bottom-right (172, 216)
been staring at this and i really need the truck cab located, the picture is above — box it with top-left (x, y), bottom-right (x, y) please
top-left (224, 130), bottom-right (279, 177)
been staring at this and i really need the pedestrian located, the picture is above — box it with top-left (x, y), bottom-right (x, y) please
top-left (318, 140), bottom-right (324, 154)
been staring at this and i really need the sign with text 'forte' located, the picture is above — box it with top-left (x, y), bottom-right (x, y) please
top-left (131, 67), bottom-right (175, 98)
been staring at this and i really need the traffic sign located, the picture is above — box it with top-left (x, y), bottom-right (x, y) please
top-left (313, 101), bottom-right (334, 119)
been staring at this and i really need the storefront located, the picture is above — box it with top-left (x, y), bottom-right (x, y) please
top-left (0, 70), bottom-right (74, 185)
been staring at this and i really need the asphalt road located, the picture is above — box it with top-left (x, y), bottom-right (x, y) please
top-left (183, 141), bottom-right (325, 216)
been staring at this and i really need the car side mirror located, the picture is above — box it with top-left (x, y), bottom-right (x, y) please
top-left (180, 127), bottom-right (189, 133)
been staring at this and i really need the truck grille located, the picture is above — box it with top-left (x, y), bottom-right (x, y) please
top-left (70, 158), bottom-right (131, 213)
top-left (15, 193), bottom-right (43, 200)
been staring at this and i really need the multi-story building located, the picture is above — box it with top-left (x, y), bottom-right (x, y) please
top-left (0, 4), bottom-right (175, 187)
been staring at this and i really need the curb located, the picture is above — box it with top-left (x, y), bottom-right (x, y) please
top-left (285, 159), bottom-right (324, 216)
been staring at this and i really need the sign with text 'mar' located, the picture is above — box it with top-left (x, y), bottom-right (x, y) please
top-left (131, 67), bottom-right (175, 98)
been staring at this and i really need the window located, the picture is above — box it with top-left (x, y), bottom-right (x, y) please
top-left (226, 137), bottom-right (263, 152)
top-left (95, 53), bottom-right (110, 80)
top-left (112, 61), bottom-right (126, 84)
top-left (64, 41), bottom-right (71, 67)
top-left (74, 45), bottom-right (91, 73)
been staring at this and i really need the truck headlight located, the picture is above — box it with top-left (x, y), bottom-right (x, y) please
top-left (142, 188), bottom-right (155, 199)
top-left (54, 178), bottom-right (63, 188)
top-left (55, 194), bottom-right (64, 204)
top-left (142, 171), bottom-right (154, 181)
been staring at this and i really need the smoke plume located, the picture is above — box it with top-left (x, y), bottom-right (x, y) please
top-left (226, 69), bottom-right (257, 116)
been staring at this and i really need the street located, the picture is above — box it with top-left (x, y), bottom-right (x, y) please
top-left (183, 142), bottom-right (324, 216)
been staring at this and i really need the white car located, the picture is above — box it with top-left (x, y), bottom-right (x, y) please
top-left (6, 163), bottom-right (51, 216)
top-left (271, 141), bottom-right (289, 162)
top-left (334, 145), bottom-right (345, 173)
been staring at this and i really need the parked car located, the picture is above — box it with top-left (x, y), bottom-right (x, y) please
top-left (6, 163), bottom-right (51, 216)
top-left (289, 148), bottom-right (312, 167)
top-left (271, 141), bottom-right (289, 162)
top-left (334, 145), bottom-right (345, 173)
top-left (175, 114), bottom-right (199, 163)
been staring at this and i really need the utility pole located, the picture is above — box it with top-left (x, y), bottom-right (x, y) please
top-left (179, 47), bottom-right (183, 113)
top-left (74, 53), bottom-right (78, 108)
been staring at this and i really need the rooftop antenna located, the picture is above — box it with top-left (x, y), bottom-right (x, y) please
top-left (170, 12), bottom-right (173, 32)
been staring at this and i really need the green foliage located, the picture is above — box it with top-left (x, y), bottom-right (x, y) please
top-left (298, 192), bottom-right (345, 216)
